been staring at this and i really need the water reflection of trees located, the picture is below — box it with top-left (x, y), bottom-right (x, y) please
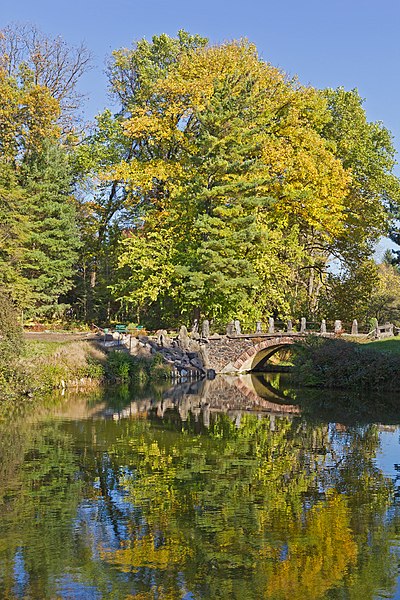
top-left (0, 393), bottom-right (399, 599)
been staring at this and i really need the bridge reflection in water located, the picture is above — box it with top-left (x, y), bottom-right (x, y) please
top-left (90, 374), bottom-right (300, 427)
top-left (3, 375), bottom-right (400, 600)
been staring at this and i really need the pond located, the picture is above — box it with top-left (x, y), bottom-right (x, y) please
top-left (0, 374), bottom-right (400, 599)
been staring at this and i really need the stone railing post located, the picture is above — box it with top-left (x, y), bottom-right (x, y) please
top-left (300, 317), bottom-right (306, 333)
top-left (268, 317), bottom-right (274, 334)
top-left (287, 319), bottom-right (293, 333)
top-left (255, 321), bottom-right (262, 334)
top-left (320, 319), bottom-right (327, 334)
top-left (226, 321), bottom-right (235, 335)
top-left (202, 319), bottom-right (210, 339)
top-left (178, 325), bottom-right (190, 349)
top-left (351, 319), bottom-right (358, 335)
top-left (234, 319), bottom-right (241, 335)
top-left (334, 320), bottom-right (342, 334)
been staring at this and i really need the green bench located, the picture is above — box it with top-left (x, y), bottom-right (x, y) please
top-left (115, 324), bottom-right (145, 334)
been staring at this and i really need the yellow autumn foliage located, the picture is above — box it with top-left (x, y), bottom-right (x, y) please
top-left (111, 40), bottom-right (349, 237)
top-left (263, 493), bottom-right (358, 600)
top-left (0, 68), bottom-right (60, 162)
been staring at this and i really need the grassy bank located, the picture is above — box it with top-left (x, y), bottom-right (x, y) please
top-left (292, 337), bottom-right (400, 390)
top-left (363, 338), bottom-right (400, 355)
top-left (0, 340), bottom-right (106, 401)
top-left (0, 338), bottom-right (172, 401)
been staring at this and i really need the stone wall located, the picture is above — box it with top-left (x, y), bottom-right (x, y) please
top-left (203, 335), bottom-right (297, 373)
top-left (201, 336), bottom-right (257, 372)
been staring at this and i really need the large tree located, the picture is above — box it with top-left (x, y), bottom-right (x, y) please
top-left (18, 141), bottom-right (80, 317)
top-left (322, 87), bottom-right (400, 264)
top-left (107, 40), bottom-right (349, 325)
top-left (70, 31), bottom-right (208, 322)
top-left (71, 33), bottom-right (400, 327)
top-left (0, 25), bottom-right (89, 319)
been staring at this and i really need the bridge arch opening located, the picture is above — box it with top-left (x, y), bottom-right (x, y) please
top-left (230, 337), bottom-right (297, 373)
top-left (251, 345), bottom-right (293, 372)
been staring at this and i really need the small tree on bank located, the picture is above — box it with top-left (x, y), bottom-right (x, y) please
top-left (0, 292), bottom-right (23, 365)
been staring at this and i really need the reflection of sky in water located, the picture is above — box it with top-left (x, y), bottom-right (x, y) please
top-left (74, 471), bottom-right (138, 556)
top-left (377, 429), bottom-right (400, 479)
top-left (13, 548), bottom-right (29, 599)
top-left (55, 575), bottom-right (101, 600)
top-left (376, 428), bottom-right (400, 600)
top-left (5, 388), bottom-right (400, 600)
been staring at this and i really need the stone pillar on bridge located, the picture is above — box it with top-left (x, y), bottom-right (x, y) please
top-left (334, 320), bottom-right (342, 334)
top-left (321, 319), bottom-right (327, 334)
top-left (351, 319), bottom-right (358, 335)
top-left (268, 317), bottom-right (274, 334)
top-left (300, 317), bottom-right (306, 333)
top-left (226, 321), bottom-right (235, 335)
top-left (202, 320), bottom-right (210, 339)
top-left (178, 325), bottom-right (190, 350)
top-left (255, 321), bottom-right (263, 334)
top-left (234, 319), bottom-right (241, 335)
top-left (287, 320), bottom-right (293, 333)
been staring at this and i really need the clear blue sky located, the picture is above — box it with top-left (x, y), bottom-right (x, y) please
top-left (3, 0), bottom-right (400, 255)
top-left (3, 0), bottom-right (400, 134)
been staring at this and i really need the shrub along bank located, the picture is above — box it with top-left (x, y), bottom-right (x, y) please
top-left (292, 337), bottom-right (400, 390)
top-left (105, 350), bottom-right (171, 384)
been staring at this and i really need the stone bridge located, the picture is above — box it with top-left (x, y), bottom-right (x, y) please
top-left (202, 334), bottom-right (303, 374)
top-left (119, 317), bottom-right (394, 376)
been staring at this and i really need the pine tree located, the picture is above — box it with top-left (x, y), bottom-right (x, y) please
top-left (178, 75), bottom-right (269, 319)
top-left (0, 163), bottom-right (28, 302)
top-left (19, 142), bottom-right (80, 318)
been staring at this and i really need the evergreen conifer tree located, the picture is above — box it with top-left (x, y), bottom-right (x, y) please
top-left (19, 142), bottom-right (80, 317)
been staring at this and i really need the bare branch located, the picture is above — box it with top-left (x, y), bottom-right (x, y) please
top-left (0, 23), bottom-right (92, 130)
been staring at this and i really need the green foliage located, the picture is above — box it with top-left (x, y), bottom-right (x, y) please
top-left (106, 350), bottom-right (132, 381)
top-left (320, 260), bottom-right (400, 326)
top-left (322, 87), bottom-right (400, 263)
top-left (105, 350), bottom-right (171, 383)
top-left (17, 141), bottom-right (81, 317)
top-left (108, 38), bottom-right (351, 324)
top-left (1, 26), bottom-right (400, 328)
top-left (0, 291), bottom-right (23, 365)
top-left (0, 66), bottom-right (80, 320)
top-left (292, 336), bottom-right (400, 389)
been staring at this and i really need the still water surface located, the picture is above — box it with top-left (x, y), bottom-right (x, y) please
top-left (0, 374), bottom-right (400, 599)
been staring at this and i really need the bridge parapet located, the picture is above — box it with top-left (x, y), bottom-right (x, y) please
top-left (201, 318), bottom-right (396, 373)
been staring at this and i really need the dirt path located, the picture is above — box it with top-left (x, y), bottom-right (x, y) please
top-left (24, 331), bottom-right (101, 343)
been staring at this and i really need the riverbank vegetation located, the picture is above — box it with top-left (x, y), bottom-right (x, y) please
top-left (0, 291), bottom-right (170, 400)
top-left (292, 337), bottom-right (400, 390)
top-left (106, 351), bottom-right (171, 384)
top-left (1, 24), bottom-right (400, 331)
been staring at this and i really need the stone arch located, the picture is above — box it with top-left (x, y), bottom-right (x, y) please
top-left (228, 337), bottom-right (297, 373)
